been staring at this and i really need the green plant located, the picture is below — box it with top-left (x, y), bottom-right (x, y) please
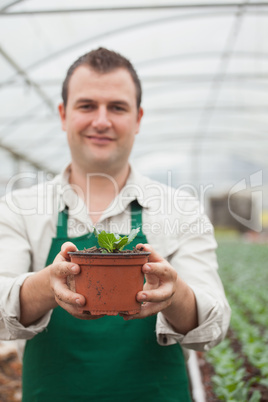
top-left (206, 339), bottom-right (249, 400)
top-left (93, 227), bottom-right (140, 253)
top-left (204, 240), bottom-right (268, 401)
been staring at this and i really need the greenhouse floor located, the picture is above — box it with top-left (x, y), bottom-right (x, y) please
top-left (0, 342), bottom-right (21, 402)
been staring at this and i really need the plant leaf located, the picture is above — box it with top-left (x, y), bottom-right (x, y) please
top-left (97, 231), bottom-right (118, 252)
top-left (93, 227), bottom-right (140, 252)
top-left (114, 236), bottom-right (129, 250)
top-left (93, 227), bottom-right (100, 238)
top-left (126, 227), bottom-right (140, 245)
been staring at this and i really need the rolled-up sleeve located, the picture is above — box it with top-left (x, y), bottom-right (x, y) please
top-left (156, 286), bottom-right (231, 351)
top-left (0, 197), bottom-right (52, 340)
top-left (0, 273), bottom-right (52, 340)
top-left (153, 197), bottom-right (231, 351)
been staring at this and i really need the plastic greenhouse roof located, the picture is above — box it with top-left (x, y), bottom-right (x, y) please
top-left (0, 0), bottom-right (268, 192)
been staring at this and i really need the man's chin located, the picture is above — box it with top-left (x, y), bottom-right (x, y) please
top-left (85, 156), bottom-right (128, 176)
top-left (84, 157), bottom-right (116, 173)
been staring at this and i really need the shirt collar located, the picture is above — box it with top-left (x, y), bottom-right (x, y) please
top-left (57, 163), bottom-right (149, 216)
top-left (122, 165), bottom-right (150, 209)
top-left (57, 163), bottom-right (81, 213)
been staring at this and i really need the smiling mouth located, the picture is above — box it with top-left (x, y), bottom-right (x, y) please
top-left (84, 135), bottom-right (115, 142)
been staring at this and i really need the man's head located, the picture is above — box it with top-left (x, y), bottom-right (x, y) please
top-left (58, 48), bottom-right (143, 176)
top-left (61, 47), bottom-right (142, 110)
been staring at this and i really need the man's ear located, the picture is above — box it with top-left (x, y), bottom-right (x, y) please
top-left (58, 103), bottom-right (66, 131)
top-left (135, 107), bottom-right (144, 134)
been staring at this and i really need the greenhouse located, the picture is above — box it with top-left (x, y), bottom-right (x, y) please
top-left (0, 1), bottom-right (268, 401)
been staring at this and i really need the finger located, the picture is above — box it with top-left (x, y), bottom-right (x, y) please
top-left (52, 261), bottom-right (80, 277)
top-left (142, 262), bottom-right (177, 282)
top-left (53, 282), bottom-right (85, 307)
top-left (143, 272), bottom-right (159, 289)
top-left (55, 299), bottom-right (105, 321)
top-left (123, 300), bottom-right (171, 320)
top-left (136, 283), bottom-right (175, 304)
top-left (140, 300), bottom-right (172, 317)
top-left (55, 300), bottom-right (90, 319)
top-left (54, 242), bottom-right (78, 263)
top-left (136, 243), bottom-right (164, 263)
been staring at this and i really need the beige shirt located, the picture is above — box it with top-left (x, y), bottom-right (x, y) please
top-left (0, 165), bottom-right (231, 358)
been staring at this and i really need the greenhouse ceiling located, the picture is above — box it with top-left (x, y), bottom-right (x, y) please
top-left (0, 0), bottom-right (268, 190)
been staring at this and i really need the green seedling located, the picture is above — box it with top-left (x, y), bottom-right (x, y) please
top-left (93, 227), bottom-right (140, 253)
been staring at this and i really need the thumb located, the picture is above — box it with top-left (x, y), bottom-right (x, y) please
top-left (54, 242), bottom-right (78, 263)
top-left (136, 243), bottom-right (164, 263)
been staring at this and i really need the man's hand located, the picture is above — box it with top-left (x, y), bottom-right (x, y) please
top-left (49, 242), bottom-right (104, 320)
top-left (121, 244), bottom-right (198, 335)
top-left (20, 242), bottom-right (104, 327)
top-left (135, 244), bottom-right (178, 317)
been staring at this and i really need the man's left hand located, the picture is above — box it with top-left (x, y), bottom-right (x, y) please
top-left (120, 244), bottom-right (198, 335)
top-left (122, 243), bottom-right (178, 319)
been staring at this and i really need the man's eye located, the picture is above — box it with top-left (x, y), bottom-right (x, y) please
top-left (80, 104), bottom-right (94, 110)
top-left (112, 105), bottom-right (125, 112)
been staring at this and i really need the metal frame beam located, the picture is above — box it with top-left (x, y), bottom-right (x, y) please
top-left (1, 105), bottom-right (268, 125)
top-left (133, 140), bottom-right (268, 157)
top-left (0, 0), bottom-right (24, 12)
top-left (1, 3), bottom-right (268, 16)
top-left (2, 72), bottom-right (268, 88)
top-left (0, 46), bottom-right (55, 112)
top-left (136, 50), bottom-right (268, 68)
top-left (3, 7), bottom-right (266, 84)
top-left (139, 130), bottom-right (268, 142)
top-left (0, 91), bottom-right (58, 139)
top-left (0, 142), bottom-right (57, 174)
top-left (191, 0), bottom-right (249, 183)
top-left (3, 10), bottom-right (236, 78)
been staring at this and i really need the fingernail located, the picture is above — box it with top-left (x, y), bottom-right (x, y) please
top-left (71, 265), bottom-right (78, 272)
top-left (75, 299), bottom-right (81, 305)
top-left (144, 264), bottom-right (151, 272)
top-left (140, 293), bottom-right (147, 300)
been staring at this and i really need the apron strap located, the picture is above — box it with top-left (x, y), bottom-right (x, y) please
top-left (131, 200), bottom-right (142, 229)
top-left (56, 206), bottom-right (69, 238)
top-left (56, 201), bottom-right (142, 238)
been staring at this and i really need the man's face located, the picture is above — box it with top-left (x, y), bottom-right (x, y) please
top-left (58, 66), bottom-right (143, 173)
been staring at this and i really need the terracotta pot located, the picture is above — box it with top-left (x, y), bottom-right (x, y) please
top-left (68, 252), bottom-right (150, 315)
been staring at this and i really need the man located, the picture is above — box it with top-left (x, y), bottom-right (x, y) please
top-left (0, 48), bottom-right (231, 401)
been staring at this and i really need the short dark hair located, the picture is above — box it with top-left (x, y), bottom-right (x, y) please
top-left (61, 47), bottom-right (142, 109)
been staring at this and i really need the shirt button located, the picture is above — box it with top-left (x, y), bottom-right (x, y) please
top-left (163, 336), bottom-right (168, 344)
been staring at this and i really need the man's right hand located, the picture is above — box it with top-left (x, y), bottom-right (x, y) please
top-left (48, 242), bottom-right (104, 320)
top-left (20, 242), bottom-right (104, 327)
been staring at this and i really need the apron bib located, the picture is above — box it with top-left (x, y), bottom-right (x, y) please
top-left (22, 201), bottom-right (191, 401)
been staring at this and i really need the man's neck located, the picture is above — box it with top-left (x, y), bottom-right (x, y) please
top-left (69, 163), bottom-right (130, 224)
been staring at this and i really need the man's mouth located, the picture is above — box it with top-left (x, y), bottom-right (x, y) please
top-left (83, 135), bottom-right (115, 143)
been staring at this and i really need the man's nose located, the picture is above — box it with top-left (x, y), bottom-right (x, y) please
top-left (92, 107), bottom-right (112, 131)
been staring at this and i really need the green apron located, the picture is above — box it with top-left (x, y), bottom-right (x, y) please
top-left (22, 201), bottom-right (191, 401)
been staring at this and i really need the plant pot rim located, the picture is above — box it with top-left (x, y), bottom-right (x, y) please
top-left (68, 251), bottom-right (151, 257)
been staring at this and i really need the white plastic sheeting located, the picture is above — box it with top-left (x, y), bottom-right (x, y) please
top-left (0, 0), bottom-right (268, 194)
